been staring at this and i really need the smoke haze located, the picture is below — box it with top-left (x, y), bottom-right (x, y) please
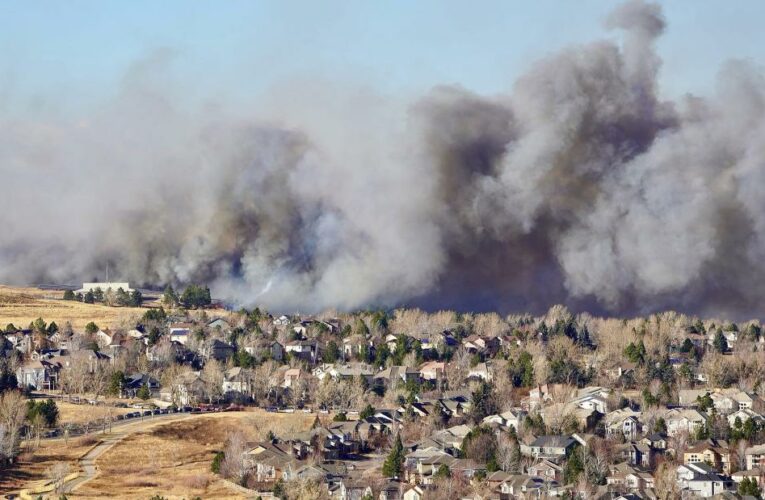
top-left (2, 1), bottom-right (765, 318)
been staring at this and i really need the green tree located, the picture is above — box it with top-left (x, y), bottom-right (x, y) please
top-left (435, 464), bottom-right (451, 478)
top-left (108, 371), bottom-right (126, 396)
top-left (697, 393), bottom-right (713, 412)
top-left (163, 285), bottom-right (179, 306)
top-left (564, 447), bottom-right (584, 484)
top-left (129, 290), bottom-right (143, 307)
top-left (654, 417), bottom-right (667, 434)
top-left (137, 383), bottom-right (151, 400)
top-left (323, 341), bottom-right (340, 363)
top-left (211, 451), bottom-right (224, 474)
top-left (47, 321), bottom-right (59, 335)
top-left (180, 285), bottom-right (212, 308)
top-left (83, 291), bottom-right (95, 304)
top-left (508, 350), bottom-right (534, 387)
top-left (739, 477), bottom-right (762, 498)
top-left (360, 404), bottom-right (375, 420)
top-left (63, 290), bottom-right (76, 301)
top-left (85, 322), bottom-right (99, 335)
top-left (28, 399), bottom-right (59, 427)
top-left (713, 329), bottom-right (728, 353)
top-left (382, 433), bottom-right (404, 478)
top-left (470, 381), bottom-right (497, 423)
top-left (115, 287), bottom-right (130, 306)
top-left (32, 317), bottom-right (47, 333)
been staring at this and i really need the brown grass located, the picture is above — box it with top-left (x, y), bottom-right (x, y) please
top-left (74, 410), bottom-right (319, 499)
top-left (0, 435), bottom-right (98, 493)
top-left (0, 285), bottom-right (146, 331)
top-left (56, 401), bottom-right (135, 425)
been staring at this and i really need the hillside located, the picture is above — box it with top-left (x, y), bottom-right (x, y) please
top-left (0, 285), bottom-right (148, 331)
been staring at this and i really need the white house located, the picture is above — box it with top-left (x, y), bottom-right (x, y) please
top-left (676, 463), bottom-right (733, 497)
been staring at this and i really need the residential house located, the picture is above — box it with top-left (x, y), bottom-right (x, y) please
top-left (467, 362), bottom-right (493, 381)
top-left (527, 459), bottom-right (563, 483)
top-left (728, 408), bottom-right (764, 427)
top-left (243, 441), bottom-right (297, 484)
top-left (498, 475), bottom-right (546, 497)
top-left (167, 371), bottom-right (205, 406)
top-left (746, 444), bottom-right (765, 470)
top-left (123, 373), bottom-right (161, 398)
top-left (403, 486), bottom-right (425, 500)
top-left (661, 408), bottom-right (707, 436)
top-left (169, 323), bottom-right (193, 345)
top-left (418, 361), bottom-right (445, 382)
top-left (284, 368), bottom-right (303, 389)
top-left (244, 340), bottom-right (284, 362)
top-left (337, 479), bottom-right (373, 500)
top-left (732, 467), bottom-right (765, 487)
top-left (285, 339), bottom-right (318, 363)
top-left (520, 436), bottom-right (577, 461)
top-left (676, 462), bottom-right (733, 497)
top-left (605, 408), bottom-right (643, 440)
top-left (342, 335), bottom-right (372, 359)
top-left (207, 318), bottom-right (231, 331)
top-left (202, 339), bottom-right (235, 362)
top-left (222, 367), bottom-right (250, 394)
top-left (16, 359), bottom-right (61, 390)
top-left (373, 366), bottom-right (420, 390)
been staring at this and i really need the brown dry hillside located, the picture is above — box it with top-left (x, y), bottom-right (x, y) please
top-left (0, 285), bottom-right (146, 331)
top-left (75, 411), bottom-right (320, 499)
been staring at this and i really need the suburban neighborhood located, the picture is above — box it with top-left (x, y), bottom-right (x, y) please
top-left (2, 283), bottom-right (765, 499)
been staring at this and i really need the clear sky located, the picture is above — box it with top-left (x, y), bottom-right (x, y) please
top-left (1, 1), bottom-right (764, 115)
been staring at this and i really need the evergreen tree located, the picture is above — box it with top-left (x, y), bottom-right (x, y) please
top-left (137, 383), bottom-right (151, 400)
top-left (382, 433), bottom-right (404, 478)
top-left (471, 381), bottom-right (497, 423)
top-left (85, 322), bottom-right (99, 335)
top-left (713, 329), bottom-right (728, 353)
top-left (63, 290), bottom-right (76, 301)
top-left (564, 447), bottom-right (584, 484)
top-left (47, 321), bottom-right (58, 335)
top-left (129, 290), bottom-right (143, 307)
top-left (323, 341), bottom-right (340, 363)
top-left (739, 477), bottom-right (762, 498)
top-left (163, 285), bottom-right (179, 306)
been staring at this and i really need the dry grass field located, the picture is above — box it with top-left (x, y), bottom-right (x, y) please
top-left (0, 434), bottom-right (98, 493)
top-left (75, 411), bottom-right (320, 499)
top-left (0, 284), bottom-right (234, 331)
top-left (0, 285), bottom-right (147, 331)
top-left (56, 401), bottom-right (135, 425)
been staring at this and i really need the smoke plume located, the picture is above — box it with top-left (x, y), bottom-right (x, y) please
top-left (2, 1), bottom-right (765, 318)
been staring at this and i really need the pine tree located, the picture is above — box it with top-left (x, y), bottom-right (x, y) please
top-left (137, 383), bottom-right (151, 400)
top-left (382, 433), bottom-right (404, 478)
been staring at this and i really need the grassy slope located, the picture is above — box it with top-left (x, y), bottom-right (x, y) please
top-left (0, 285), bottom-right (147, 331)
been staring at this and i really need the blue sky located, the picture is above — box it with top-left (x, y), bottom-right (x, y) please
top-left (1, 1), bottom-right (763, 114)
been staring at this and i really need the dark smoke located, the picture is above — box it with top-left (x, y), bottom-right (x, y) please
top-left (2, 1), bottom-right (765, 319)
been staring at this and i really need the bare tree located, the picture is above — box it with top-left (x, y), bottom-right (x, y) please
top-left (202, 359), bottom-right (224, 403)
top-left (0, 391), bottom-right (27, 464)
top-left (221, 431), bottom-right (249, 485)
top-left (653, 461), bottom-right (680, 500)
top-left (47, 461), bottom-right (70, 493)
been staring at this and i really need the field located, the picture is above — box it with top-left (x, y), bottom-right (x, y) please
top-left (0, 434), bottom-right (97, 493)
top-left (76, 411), bottom-right (319, 499)
top-left (56, 401), bottom-right (135, 425)
top-left (0, 285), bottom-right (147, 331)
top-left (3, 410), bottom-right (321, 499)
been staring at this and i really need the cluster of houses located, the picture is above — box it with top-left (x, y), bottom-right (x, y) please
top-left (8, 301), bottom-right (765, 498)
